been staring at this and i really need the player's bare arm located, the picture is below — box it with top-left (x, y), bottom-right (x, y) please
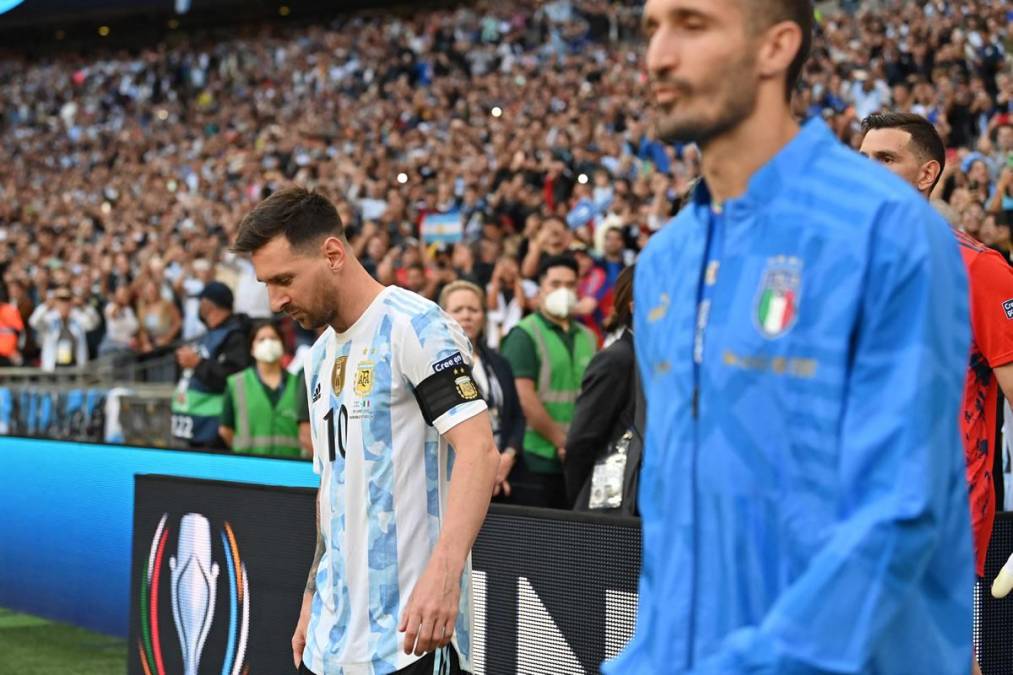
top-left (399, 411), bottom-right (499, 656)
top-left (292, 493), bottom-right (324, 668)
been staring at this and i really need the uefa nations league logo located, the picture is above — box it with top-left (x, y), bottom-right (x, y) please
top-left (137, 514), bottom-right (250, 675)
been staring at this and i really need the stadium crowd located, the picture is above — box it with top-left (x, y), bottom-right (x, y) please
top-left (0, 0), bottom-right (1011, 503)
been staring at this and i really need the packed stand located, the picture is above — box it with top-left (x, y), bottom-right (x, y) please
top-left (0, 0), bottom-right (1010, 491)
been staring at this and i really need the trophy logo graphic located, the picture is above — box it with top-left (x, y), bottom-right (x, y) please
top-left (137, 513), bottom-right (250, 675)
top-left (170, 514), bottom-right (219, 675)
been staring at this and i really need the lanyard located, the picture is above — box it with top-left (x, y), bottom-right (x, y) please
top-left (694, 205), bottom-right (725, 367)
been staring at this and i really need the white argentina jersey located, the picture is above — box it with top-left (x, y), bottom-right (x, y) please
top-left (303, 286), bottom-right (487, 675)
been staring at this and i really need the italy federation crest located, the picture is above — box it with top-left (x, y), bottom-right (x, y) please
top-left (755, 256), bottom-right (802, 339)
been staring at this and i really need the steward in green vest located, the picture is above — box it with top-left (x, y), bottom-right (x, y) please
top-left (500, 254), bottom-right (597, 508)
top-left (219, 320), bottom-right (308, 459)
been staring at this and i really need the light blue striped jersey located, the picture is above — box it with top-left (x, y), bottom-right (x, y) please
top-left (606, 118), bottom-right (973, 674)
top-left (303, 286), bottom-right (486, 675)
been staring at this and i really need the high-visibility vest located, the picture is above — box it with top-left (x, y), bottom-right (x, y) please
top-left (171, 319), bottom-right (243, 446)
top-left (517, 313), bottom-right (596, 473)
top-left (226, 367), bottom-right (302, 458)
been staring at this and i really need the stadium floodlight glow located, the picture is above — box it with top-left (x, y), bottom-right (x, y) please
top-left (491, 106), bottom-right (503, 118)
top-left (98, 25), bottom-right (110, 37)
top-left (397, 173), bottom-right (408, 185)
top-left (577, 173), bottom-right (589, 185)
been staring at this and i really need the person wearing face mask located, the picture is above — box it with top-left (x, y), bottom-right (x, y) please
top-left (500, 255), bottom-right (597, 509)
top-left (219, 320), bottom-right (308, 458)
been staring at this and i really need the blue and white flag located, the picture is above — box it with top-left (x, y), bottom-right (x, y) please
top-left (420, 211), bottom-right (463, 244)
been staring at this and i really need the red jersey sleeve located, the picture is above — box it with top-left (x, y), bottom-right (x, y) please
top-left (969, 251), bottom-right (1013, 368)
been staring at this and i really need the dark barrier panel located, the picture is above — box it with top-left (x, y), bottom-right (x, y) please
top-left (471, 508), bottom-right (639, 675)
top-left (132, 475), bottom-right (1013, 674)
top-left (130, 476), bottom-right (641, 675)
top-left (129, 476), bottom-right (315, 675)
top-left (976, 512), bottom-right (1013, 675)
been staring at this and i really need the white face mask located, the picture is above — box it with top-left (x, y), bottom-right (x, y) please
top-left (543, 288), bottom-right (577, 319)
top-left (252, 338), bottom-right (284, 364)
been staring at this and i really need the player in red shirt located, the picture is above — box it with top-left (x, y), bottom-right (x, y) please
top-left (861, 112), bottom-right (1013, 675)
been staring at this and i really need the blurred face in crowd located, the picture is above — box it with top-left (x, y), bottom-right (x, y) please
top-left (998, 126), bottom-right (1013, 153)
top-left (142, 281), bottom-right (160, 304)
top-left (962, 203), bottom-right (985, 238)
top-left (405, 265), bottom-right (426, 293)
top-left (543, 218), bottom-right (569, 254)
top-left (366, 235), bottom-right (388, 262)
top-left (497, 256), bottom-right (519, 285)
top-left (55, 296), bottom-right (72, 320)
top-left (643, 0), bottom-right (761, 145)
top-left (114, 286), bottom-right (131, 307)
top-left (968, 160), bottom-right (990, 187)
top-left (444, 287), bottom-right (484, 345)
top-left (979, 215), bottom-right (1001, 246)
top-left (859, 128), bottom-right (941, 196)
top-left (253, 235), bottom-right (341, 330)
top-left (604, 228), bottom-right (625, 258)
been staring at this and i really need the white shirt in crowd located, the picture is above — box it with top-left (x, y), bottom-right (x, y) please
top-left (485, 279), bottom-right (538, 351)
top-left (102, 303), bottom-right (139, 347)
top-left (28, 305), bottom-right (98, 371)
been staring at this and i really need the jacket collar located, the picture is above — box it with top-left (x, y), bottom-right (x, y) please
top-left (690, 117), bottom-right (835, 220)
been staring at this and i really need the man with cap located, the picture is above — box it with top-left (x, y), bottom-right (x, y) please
top-left (28, 287), bottom-right (98, 371)
top-left (172, 281), bottom-right (251, 449)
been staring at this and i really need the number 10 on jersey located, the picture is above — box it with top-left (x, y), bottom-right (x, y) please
top-left (323, 404), bottom-right (349, 462)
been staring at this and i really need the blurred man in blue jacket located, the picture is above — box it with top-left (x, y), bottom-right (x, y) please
top-left (606, 0), bottom-right (975, 673)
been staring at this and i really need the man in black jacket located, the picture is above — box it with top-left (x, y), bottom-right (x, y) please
top-left (171, 282), bottom-right (251, 449)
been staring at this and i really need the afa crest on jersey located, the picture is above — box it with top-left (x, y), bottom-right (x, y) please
top-left (354, 360), bottom-right (374, 397)
top-left (755, 256), bottom-right (802, 339)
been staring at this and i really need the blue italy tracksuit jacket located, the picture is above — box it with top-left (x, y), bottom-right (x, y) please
top-left (606, 119), bottom-right (974, 674)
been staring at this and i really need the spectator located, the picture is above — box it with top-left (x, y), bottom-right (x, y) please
top-left (991, 165), bottom-right (1013, 215)
top-left (175, 258), bottom-right (215, 341)
top-left (565, 265), bottom-right (641, 513)
top-left (28, 288), bottom-right (96, 371)
top-left (220, 320), bottom-right (308, 458)
top-left (171, 281), bottom-right (251, 449)
top-left (440, 280), bottom-right (525, 499)
top-left (0, 284), bottom-right (24, 367)
top-left (521, 217), bottom-right (571, 279)
top-left (500, 255), bottom-right (597, 508)
top-left (99, 285), bottom-right (139, 358)
top-left (571, 243), bottom-right (607, 343)
top-left (136, 279), bottom-right (181, 354)
top-left (485, 255), bottom-right (534, 351)
top-left (0, 0), bottom-right (1006, 379)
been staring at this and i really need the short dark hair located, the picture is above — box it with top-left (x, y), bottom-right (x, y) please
top-left (538, 254), bottom-right (579, 283)
top-left (232, 187), bottom-right (345, 254)
top-left (861, 112), bottom-right (946, 191)
top-left (248, 319), bottom-right (283, 351)
top-left (750, 0), bottom-right (813, 102)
